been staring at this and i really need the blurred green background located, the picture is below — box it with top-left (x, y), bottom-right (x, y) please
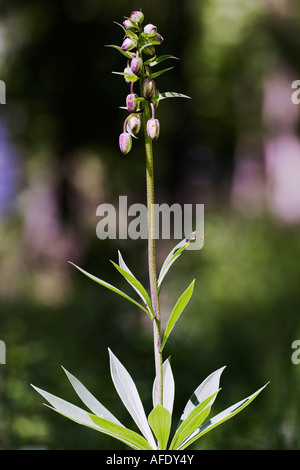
top-left (1, 0), bottom-right (300, 450)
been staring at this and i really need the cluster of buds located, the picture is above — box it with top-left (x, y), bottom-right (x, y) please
top-left (116, 10), bottom-right (163, 155)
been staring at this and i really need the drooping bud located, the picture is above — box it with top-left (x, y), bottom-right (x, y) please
top-left (123, 66), bottom-right (135, 84)
top-left (130, 10), bottom-right (144, 24)
top-left (130, 56), bottom-right (143, 76)
top-left (121, 37), bottom-right (136, 51)
top-left (143, 77), bottom-right (156, 99)
top-left (123, 19), bottom-right (136, 30)
top-left (142, 45), bottom-right (155, 56)
top-left (127, 115), bottom-right (141, 135)
top-left (151, 33), bottom-right (164, 45)
top-left (147, 118), bottom-right (160, 141)
top-left (126, 93), bottom-right (139, 112)
top-left (143, 24), bottom-right (157, 36)
top-left (119, 132), bottom-right (132, 154)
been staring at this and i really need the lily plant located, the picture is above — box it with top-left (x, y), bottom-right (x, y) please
top-left (32, 10), bottom-right (268, 450)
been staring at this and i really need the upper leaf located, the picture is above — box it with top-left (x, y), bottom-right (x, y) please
top-left (112, 253), bottom-right (154, 317)
top-left (69, 262), bottom-right (151, 317)
top-left (105, 44), bottom-right (135, 59)
top-left (144, 55), bottom-right (179, 67)
top-left (153, 91), bottom-right (191, 103)
top-left (161, 280), bottom-right (195, 351)
top-left (157, 232), bottom-right (196, 292)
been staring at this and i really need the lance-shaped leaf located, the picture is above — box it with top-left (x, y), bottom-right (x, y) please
top-left (112, 71), bottom-right (140, 82)
top-left (178, 366), bottom-right (226, 426)
top-left (31, 384), bottom-right (152, 450)
top-left (152, 358), bottom-right (175, 416)
top-left (151, 67), bottom-right (174, 79)
top-left (177, 383), bottom-right (269, 450)
top-left (144, 55), bottom-right (179, 67)
top-left (105, 44), bottom-right (135, 59)
top-left (157, 232), bottom-right (196, 292)
top-left (69, 262), bottom-right (151, 317)
top-left (153, 91), bottom-right (191, 103)
top-left (89, 414), bottom-right (153, 450)
top-left (148, 405), bottom-right (171, 450)
top-left (169, 392), bottom-right (218, 450)
top-left (109, 349), bottom-right (157, 449)
top-left (62, 367), bottom-right (122, 426)
top-left (161, 280), bottom-right (195, 351)
top-left (112, 255), bottom-right (154, 318)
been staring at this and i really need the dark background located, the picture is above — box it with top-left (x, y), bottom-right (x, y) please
top-left (1, 0), bottom-right (300, 450)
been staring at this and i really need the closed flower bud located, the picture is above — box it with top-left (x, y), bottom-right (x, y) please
top-left (147, 118), bottom-right (160, 140)
top-left (130, 10), bottom-right (144, 24)
top-left (151, 33), bottom-right (164, 45)
top-left (119, 132), bottom-right (132, 154)
top-left (123, 19), bottom-right (136, 30)
top-left (142, 45), bottom-right (155, 56)
top-left (130, 56), bottom-right (143, 76)
top-left (123, 66), bottom-right (134, 84)
top-left (143, 24), bottom-right (157, 36)
top-left (121, 37), bottom-right (136, 51)
top-left (126, 93), bottom-right (139, 112)
top-left (143, 77), bottom-right (156, 99)
top-left (127, 115), bottom-right (141, 135)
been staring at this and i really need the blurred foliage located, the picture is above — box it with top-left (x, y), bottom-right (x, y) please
top-left (0, 0), bottom-right (300, 450)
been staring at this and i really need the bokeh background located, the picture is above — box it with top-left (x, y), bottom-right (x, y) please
top-left (1, 0), bottom-right (300, 450)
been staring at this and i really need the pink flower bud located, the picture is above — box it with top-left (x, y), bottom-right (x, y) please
top-left (143, 24), bottom-right (157, 36)
top-left (147, 118), bottom-right (160, 141)
top-left (126, 93), bottom-right (139, 112)
top-left (121, 37), bottom-right (136, 51)
top-left (127, 115), bottom-right (141, 135)
top-left (143, 77), bottom-right (156, 99)
top-left (119, 132), bottom-right (132, 154)
top-left (123, 19), bottom-right (136, 30)
top-left (123, 66), bottom-right (134, 84)
top-left (130, 10), bottom-right (144, 23)
top-left (130, 56), bottom-right (143, 76)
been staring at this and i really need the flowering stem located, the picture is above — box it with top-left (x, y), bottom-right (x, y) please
top-left (140, 78), bottom-right (163, 408)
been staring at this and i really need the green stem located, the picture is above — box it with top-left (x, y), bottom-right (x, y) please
top-left (140, 79), bottom-right (163, 408)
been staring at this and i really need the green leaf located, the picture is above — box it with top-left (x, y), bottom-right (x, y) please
top-left (32, 383), bottom-right (151, 450)
top-left (178, 366), bottom-right (226, 426)
top-left (112, 255), bottom-right (155, 318)
top-left (153, 91), bottom-right (191, 103)
top-left (112, 71), bottom-right (140, 82)
top-left (89, 414), bottom-right (153, 450)
top-left (177, 383), bottom-right (269, 450)
top-left (169, 392), bottom-right (218, 450)
top-left (148, 405), bottom-right (171, 450)
top-left (69, 262), bottom-right (151, 317)
top-left (151, 67), bottom-right (174, 79)
top-left (157, 232), bottom-right (196, 292)
top-left (62, 367), bottom-right (122, 426)
top-left (105, 44), bottom-right (134, 59)
top-left (144, 55), bottom-right (179, 67)
top-left (152, 358), bottom-right (175, 416)
top-left (109, 349), bottom-right (157, 449)
top-left (161, 280), bottom-right (195, 351)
